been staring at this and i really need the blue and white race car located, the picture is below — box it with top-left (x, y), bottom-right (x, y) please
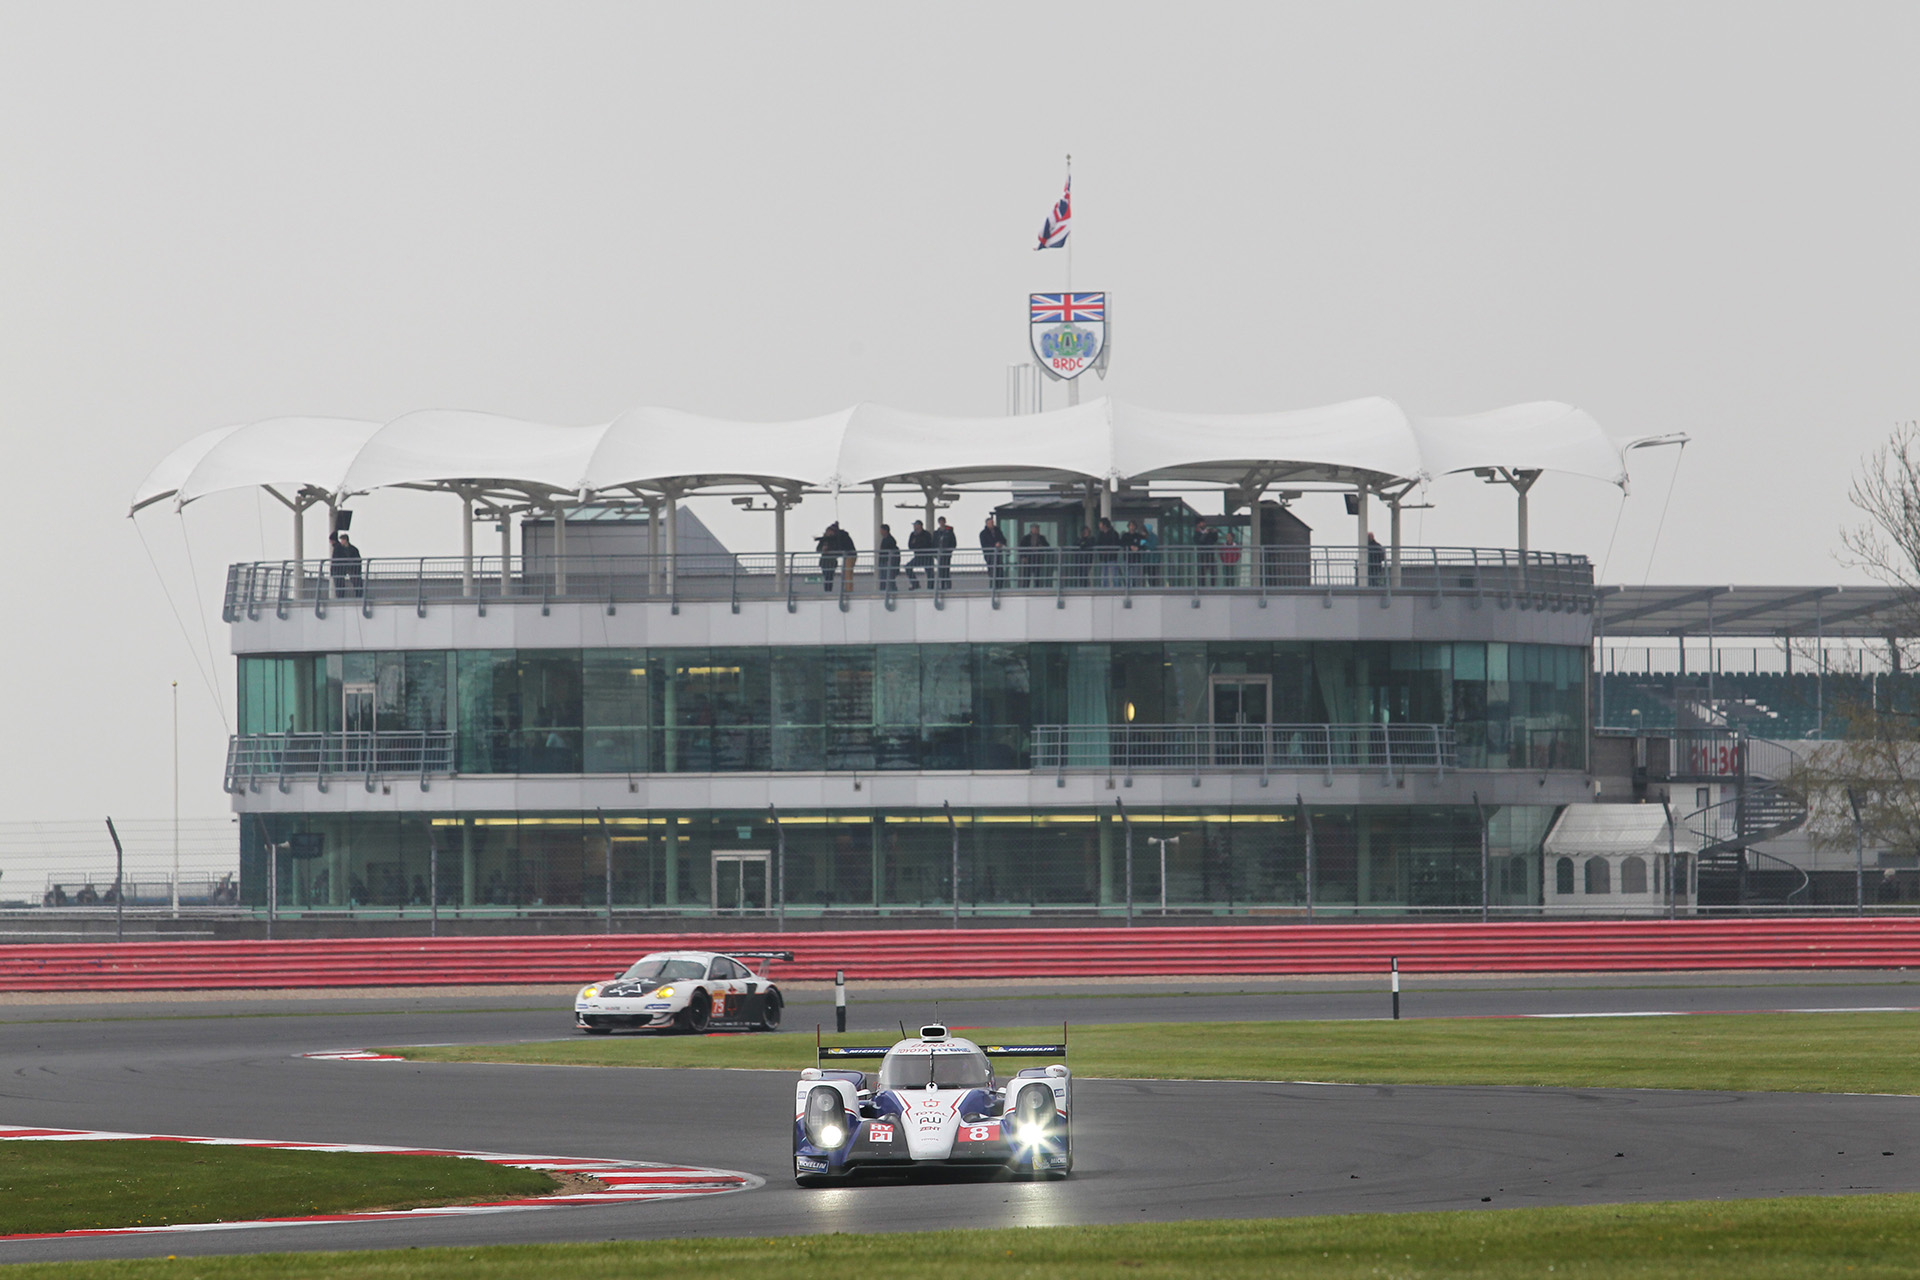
top-left (792, 1024), bottom-right (1071, 1185)
top-left (574, 950), bottom-right (791, 1034)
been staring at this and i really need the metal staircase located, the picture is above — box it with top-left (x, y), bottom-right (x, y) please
top-left (1683, 736), bottom-right (1811, 906)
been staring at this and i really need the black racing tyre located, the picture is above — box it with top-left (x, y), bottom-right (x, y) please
top-left (676, 989), bottom-right (712, 1034)
top-left (756, 989), bottom-right (784, 1031)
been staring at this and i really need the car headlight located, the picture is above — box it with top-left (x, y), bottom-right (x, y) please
top-left (654, 986), bottom-right (675, 998)
top-left (1010, 1122), bottom-right (1046, 1146)
top-left (818, 1124), bottom-right (845, 1148)
top-left (578, 986), bottom-right (598, 999)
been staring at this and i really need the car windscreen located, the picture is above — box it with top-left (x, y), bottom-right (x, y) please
top-left (618, 957), bottom-right (708, 983)
top-left (879, 1049), bottom-right (992, 1091)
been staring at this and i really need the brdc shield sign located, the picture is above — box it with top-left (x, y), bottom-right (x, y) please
top-left (1029, 293), bottom-right (1108, 382)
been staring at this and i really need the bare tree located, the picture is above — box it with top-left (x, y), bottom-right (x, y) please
top-left (1791, 422), bottom-right (1920, 864)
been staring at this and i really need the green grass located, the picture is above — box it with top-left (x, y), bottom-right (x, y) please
top-left (383, 1010), bottom-right (1920, 1094)
top-left (11, 1196), bottom-right (1920, 1277)
top-left (0, 1141), bottom-right (557, 1235)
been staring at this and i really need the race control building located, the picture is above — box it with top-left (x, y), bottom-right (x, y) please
top-left (135, 397), bottom-right (1697, 924)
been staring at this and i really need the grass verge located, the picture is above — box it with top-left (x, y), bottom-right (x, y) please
top-left (0, 1142), bottom-right (556, 1236)
top-left (384, 1010), bottom-right (1920, 1094)
top-left (10, 1195), bottom-right (1920, 1277)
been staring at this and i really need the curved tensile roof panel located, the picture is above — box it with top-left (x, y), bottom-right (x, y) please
top-left (337, 411), bottom-right (609, 498)
top-left (838, 401), bottom-right (1115, 487)
top-left (1111, 398), bottom-right (1424, 486)
top-left (175, 417), bottom-right (385, 508)
top-left (130, 422), bottom-right (250, 513)
top-left (587, 406), bottom-right (852, 492)
top-left (1412, 402), bottom-right (1626, 487)
top-left (131, 397), bottom-right (1645, 515)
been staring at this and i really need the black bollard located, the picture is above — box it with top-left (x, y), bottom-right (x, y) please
top-left (835, 969), bottom-right (847, 1033)
top-left (1391, 956), bottom-right (1400, 1020)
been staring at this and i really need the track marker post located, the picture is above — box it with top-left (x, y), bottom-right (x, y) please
top-left (835, 969), bottom-right (847, 1033)
top-left (1390, 956), bottom-right (1400, 1020)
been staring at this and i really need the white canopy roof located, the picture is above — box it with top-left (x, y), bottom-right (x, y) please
top-left (1543, 804), bottom-right (1674, 857)
top-left (130, 396), bottom-right (1643, 514)
top-left (1412, 402), bottom-right (1626, 487)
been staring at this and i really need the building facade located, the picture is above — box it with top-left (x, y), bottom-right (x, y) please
top-left (223, 534), bottom-right (1595, 921)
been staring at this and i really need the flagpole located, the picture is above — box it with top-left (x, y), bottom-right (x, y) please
top-left (1065, 154), bottom-right (1079, 407)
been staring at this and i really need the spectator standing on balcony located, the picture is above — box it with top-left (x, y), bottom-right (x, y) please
top-left (1071, 525), bottom-right (1094, 588)
top-left (816, 523), bottom-right (841, 592)
top-left (1121, 520), bottom-right (1146, 586)
top-left (1194, 518), bottom-right (1221, 587)
top-left (905, 519), bottom-right (932, 589)
top-left (877, 523), bottom-right (900, 593)
top-left (1367, 533), bottom-right (1386, 587)
top-left (1095, 517), bottom-right (1121, 587)
top-left (933, 517), bottom-right (957, 589)
top-left (329, 530), bottom-right (362, 598)
top-left (979, 515), bottom-right (1009, 589)
top-left (1018, 525), bottom-right (1051, 588)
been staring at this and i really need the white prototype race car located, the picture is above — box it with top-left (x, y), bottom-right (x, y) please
top-left (573, 949), bottom-right (791, 1034)
top-left (792, 1024), bottom-right (1071, 1185)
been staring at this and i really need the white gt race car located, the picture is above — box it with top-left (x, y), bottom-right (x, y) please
top-left (574, 949), bottom-right (791, 1034)
top-left (793, 1024), bottom-right (1071, 1185)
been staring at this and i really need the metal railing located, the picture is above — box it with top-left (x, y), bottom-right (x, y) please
top-left (1031, 722), bottom-right (1455, 782)
top-left (223, 545), bottom-right (1594, 620)
top-left (224, 731), bottom-right (456, 791)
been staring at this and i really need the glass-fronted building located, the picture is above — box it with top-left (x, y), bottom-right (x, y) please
top-left (222, 520), bottom-right (1596, 921)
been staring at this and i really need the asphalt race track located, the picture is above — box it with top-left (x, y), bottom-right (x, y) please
top-left (5, 971), bottom-right (1920, 1263)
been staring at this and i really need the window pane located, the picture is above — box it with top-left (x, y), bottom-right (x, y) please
top-left (584, 650), bottom-right (650, 773)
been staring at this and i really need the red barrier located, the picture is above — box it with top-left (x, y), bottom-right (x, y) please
top-left (6, 919), bottom-right (1920, 991)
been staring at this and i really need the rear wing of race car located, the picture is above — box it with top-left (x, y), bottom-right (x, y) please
top-left (815, 1023), bottom-right (1069, 1065)
top-left (731, 950), bottom-right (794, 975)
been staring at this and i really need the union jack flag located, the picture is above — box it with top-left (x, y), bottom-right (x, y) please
top-left (1034, 171), bottom-right (1071, 249)
top-left (1030, 292), bottom-right (1105, 324)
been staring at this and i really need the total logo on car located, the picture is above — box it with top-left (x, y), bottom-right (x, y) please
top-left (573, 949), bottom-right (791, 1035)
top-left (791, 1024), bottom-right (1071, 1185)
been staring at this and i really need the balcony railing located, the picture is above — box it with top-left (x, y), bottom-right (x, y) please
top-left (225, 731), bottom-right (455, 791)
top-left (1031, 722), bottom-right (1456, 782)
top-left (224, 545), bottom-right (1593, 620)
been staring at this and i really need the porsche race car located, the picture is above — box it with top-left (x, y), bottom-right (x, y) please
top-left (574, 949), bottom-right (791, 1034)
top-left (793, 1024), bottom-right (1070, 1185)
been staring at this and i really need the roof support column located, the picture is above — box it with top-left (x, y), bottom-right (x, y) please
top-left (291, 503), bottom-right (306, 602)
top-left (774, 498), bottom-right (788, 594)
top-left (646, 498), bottom-right (661, 594)
top-left (872, 483), bottom-right (885, 583)
top-left (664, 490), bottom-right (679, 599)
top-left (461, 492), bottom-right (474, 599)
top-left (499, 507), bottom-right (512, 592)
top-left (1388, 499), bottom-right (1402, 589)
top-left (552, 501), bottom-right (569, 597)
top-left (1100, 480), bottom-right (1112, 521)
top-left (1354, 485), bottom-right (1369, 587)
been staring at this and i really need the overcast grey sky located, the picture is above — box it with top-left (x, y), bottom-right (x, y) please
top-left (3, 2), bottom-right (1917, 831)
